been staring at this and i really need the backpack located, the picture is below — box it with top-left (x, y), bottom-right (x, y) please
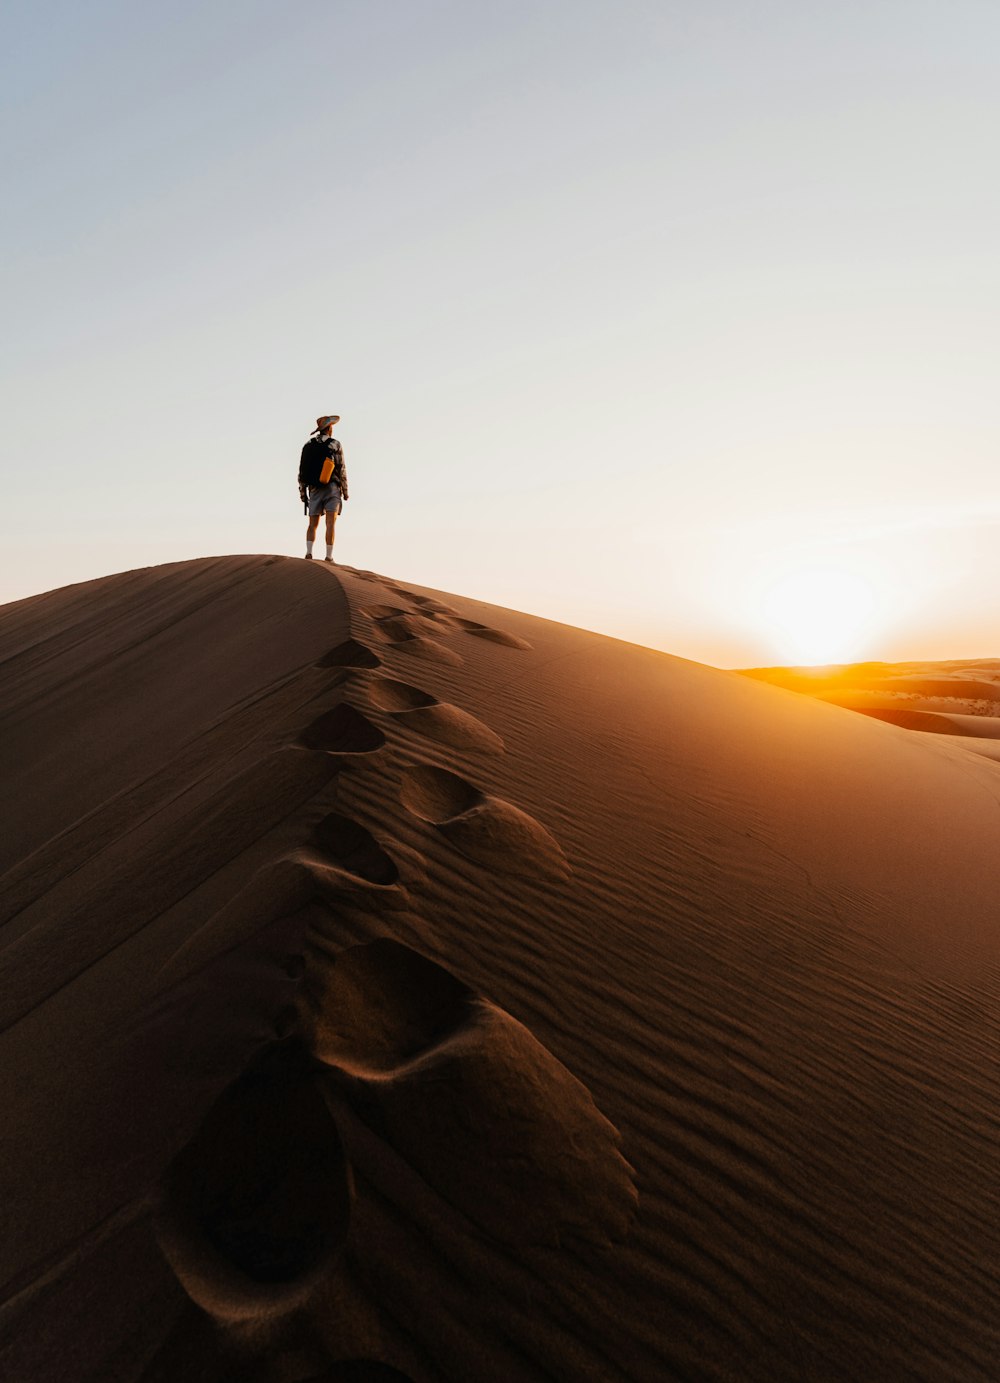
top-left (299, 437), bottom-right (338, 488)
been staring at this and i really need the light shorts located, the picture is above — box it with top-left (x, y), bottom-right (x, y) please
top-left (307, 483), bottom-right (342, 516)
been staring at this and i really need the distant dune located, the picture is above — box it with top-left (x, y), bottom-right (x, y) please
top-left (2, 558), bottom-right (1000, 1381)
top-left (742, 657), bottom-right (1000, 760)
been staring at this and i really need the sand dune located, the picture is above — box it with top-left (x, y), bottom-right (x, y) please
top-left (742, 658), bottom-right (1000, 762)
top-left (2, 557), bottom-right (1000, 1381)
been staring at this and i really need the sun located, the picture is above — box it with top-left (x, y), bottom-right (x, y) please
top-left (758, 565), bottom-right (880, 665)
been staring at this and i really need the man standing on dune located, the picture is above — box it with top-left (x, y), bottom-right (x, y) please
top-left (298, 414), bottom-right (349, 562)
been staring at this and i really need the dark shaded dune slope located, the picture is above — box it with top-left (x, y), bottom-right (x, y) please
top-left (1, 556), bottom-right (1000, 1382)
top-left (0, 555), bottom-right (352, 871)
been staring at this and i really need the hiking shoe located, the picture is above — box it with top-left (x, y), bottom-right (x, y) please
top-left (304, 553), bottom-right (313, 560)
top-left (324, 557), bottom-right (335, 564)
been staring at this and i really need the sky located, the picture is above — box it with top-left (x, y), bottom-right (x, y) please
top-left (2, 0), bottom-right (999, 667)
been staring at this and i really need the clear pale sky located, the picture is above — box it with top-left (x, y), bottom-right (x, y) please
top-left (3, 1), bottom-right (999, 667)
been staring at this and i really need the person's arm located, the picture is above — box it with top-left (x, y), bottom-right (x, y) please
top-left (298, 443), bottom-right (310, 488)
top-left (338, 443), bottom-right (349, 501)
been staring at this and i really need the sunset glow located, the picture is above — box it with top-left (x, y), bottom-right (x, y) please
top-left (758, 565), bottom-right (883, 665)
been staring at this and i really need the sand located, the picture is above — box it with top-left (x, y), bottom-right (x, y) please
top-left (1, 556), bottom-right (999, 1382)
top-left (742, 658), bottom-right (1000, 763)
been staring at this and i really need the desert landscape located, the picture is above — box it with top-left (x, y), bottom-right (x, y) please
top-left (1, 555), bottom-right (999, 1381)
top-left (742, 659), bottom-right (1000, 760)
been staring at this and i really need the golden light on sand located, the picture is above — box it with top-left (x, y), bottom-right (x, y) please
top-left (758, 565), bottom-right (881, 665)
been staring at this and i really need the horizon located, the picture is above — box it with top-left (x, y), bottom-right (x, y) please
top-left (3, 549), bottom-right (998, 674)
top-left (3, 1), bottom-right (999, 668)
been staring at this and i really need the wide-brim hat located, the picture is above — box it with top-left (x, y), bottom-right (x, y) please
top-left (315, 414), bottom-right (340, 429)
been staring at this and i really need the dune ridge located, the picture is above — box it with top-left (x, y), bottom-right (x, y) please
top-left (1, 557), bottom-right (1000, 1380)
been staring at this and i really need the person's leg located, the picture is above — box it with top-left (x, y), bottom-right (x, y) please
top-left (305, 513), bottom-right (320, 558)
top-left (324, 509), bottom-right (338, 561)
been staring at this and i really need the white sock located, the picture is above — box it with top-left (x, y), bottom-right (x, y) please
top-left (306, 540), bottom-right (314, 556)
top-left (326, 544), bottom-right (334, 560)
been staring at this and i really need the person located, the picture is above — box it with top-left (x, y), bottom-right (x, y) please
top-left (298, 414), bottom-right (349, 561)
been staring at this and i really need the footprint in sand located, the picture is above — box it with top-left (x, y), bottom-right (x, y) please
top-left (312, 937), bottom-right (472, 1076)
top-left (368, 599), bottom-right (462, 631)
top-left (369, 612), bottom-right (443, 640)
top-left (400, 764), bottom-right (568, 878)
top-left (313, 939), bottom-right (637, 1247)
top-left (315, 639), bottom-right (382, 670)
top-left (412, 611), bottom-right (462, 631)
top-left (367, 677), bottom-right (504, 755)
top-left (402, 597), bottom-right (462, 628)
top-left (452, 617), bottom-right (532, 650)
top-left (156, 1043), bottom-right (352, 1321)
top-left (299, 704), bottom-right (386, 754)
top-left (366, 582), bottom-right (464, 622)
top-left (366, 678), bottom-right (436, 713)
top-left (364, 604), bottom-right (412, 621)
top-left (407, 594), bottom-right (458, 614)
top-left (367, 620), bottom-right (464, 668)
top-left (382, 583), bottom-right (426, 604)
top-left (314, 812), bottom-right (399, 887)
